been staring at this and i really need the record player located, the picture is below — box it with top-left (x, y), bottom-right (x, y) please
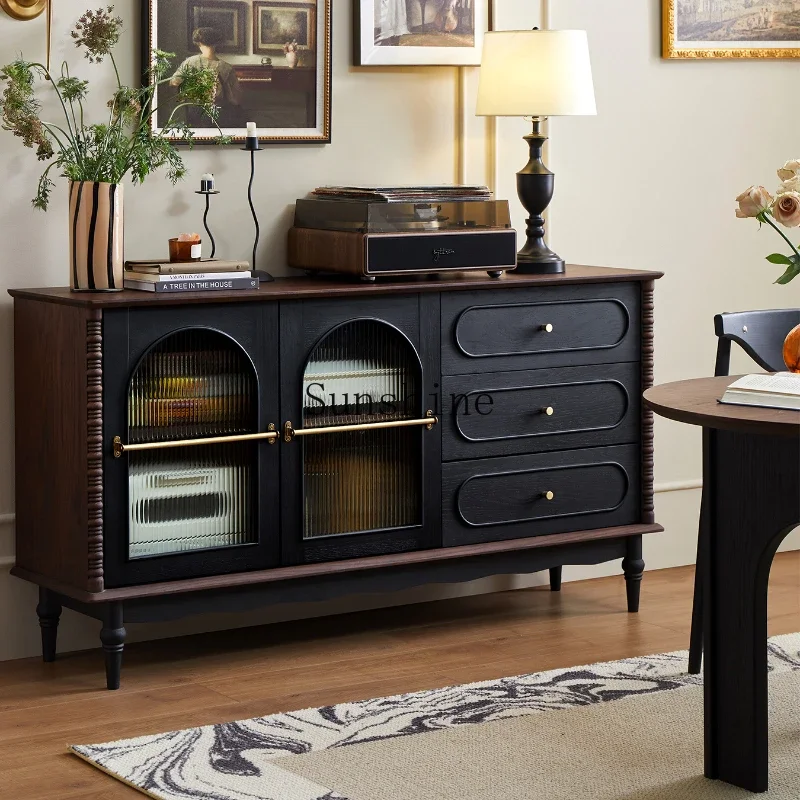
top-left (287, 189), bottom-right (517, 280)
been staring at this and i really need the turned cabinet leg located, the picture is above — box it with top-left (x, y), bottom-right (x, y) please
top-left (622, 536), bottom-right (645, 613)
top-left (100, 602), bottom-right (126, 690)
top-left (36, 587), bottom-right (62, 663)
top-left (549, 567), bottom-right (562, 592)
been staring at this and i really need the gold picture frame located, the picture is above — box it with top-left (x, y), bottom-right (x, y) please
top-left (663, 0), bottom-right (800, 59)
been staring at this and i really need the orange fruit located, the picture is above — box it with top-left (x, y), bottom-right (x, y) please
top-left (783, 323), bottom-right (800, 373)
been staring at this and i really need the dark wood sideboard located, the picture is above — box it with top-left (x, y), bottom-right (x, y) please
top-left (9, 265), bottom-right (662, 688)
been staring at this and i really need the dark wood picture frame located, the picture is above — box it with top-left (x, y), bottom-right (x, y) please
top-left (252, 0), bottom-right (316, 54)
top-left (143, 0), bottom-right (332, 144)
top-left (187, 0), bottom-right (248, 55)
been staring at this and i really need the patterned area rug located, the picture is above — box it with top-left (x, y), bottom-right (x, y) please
top-left (71, 633), bottom-right (800, 800)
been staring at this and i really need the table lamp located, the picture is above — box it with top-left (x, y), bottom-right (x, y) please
top-left (477, 29), bottom-right (596, 274)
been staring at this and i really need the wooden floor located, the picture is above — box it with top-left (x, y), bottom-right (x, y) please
top-left (2, 553), bottom-right (799, 798)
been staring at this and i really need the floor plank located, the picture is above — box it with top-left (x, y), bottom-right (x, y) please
top-left (0, 554), bottom-right (798, 798)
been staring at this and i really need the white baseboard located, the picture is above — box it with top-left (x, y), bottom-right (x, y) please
top-left (655, 479), bottom-right (702, 493)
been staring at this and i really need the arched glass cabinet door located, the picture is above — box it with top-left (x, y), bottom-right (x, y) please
top-left (125, 329), bottom-right (260, 559)
top-left (295, 320), bottom-right (432, 539)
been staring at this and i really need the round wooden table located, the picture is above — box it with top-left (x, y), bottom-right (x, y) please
top-left (645, 375), bottom-right (800, 437)
top-left (644, 376), bottom-right (800, 793)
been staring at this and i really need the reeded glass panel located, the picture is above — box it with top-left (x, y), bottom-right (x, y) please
top-left (127, 330), bottom-right (257, 559)
top-left (302, 321), bottom-right (422, 539)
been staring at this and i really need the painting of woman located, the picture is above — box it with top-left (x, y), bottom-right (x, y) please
top-left (170, 27), bottom-right (245, 127)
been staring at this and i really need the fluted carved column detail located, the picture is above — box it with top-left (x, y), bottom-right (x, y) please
top-left (86, 311), bottom-right (104, 592)
top-left (640, 281), bottom-right (655, 525)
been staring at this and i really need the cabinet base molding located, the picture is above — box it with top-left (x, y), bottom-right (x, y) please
top-left (23, 525), bottom-right (660, 690)
top-left (11, 523), bottom-right (661, 606)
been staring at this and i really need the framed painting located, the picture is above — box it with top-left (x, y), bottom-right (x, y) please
top-left (144, 0), bottom-right (331, 144)
top-left (187, 0), bottom-right (247, 54)
top-left (355, 0), bottom-right (487, 65)
top-left (663, 0), bottom-right (800, 59)
top-left (253, 1), bottom-right (316, 53)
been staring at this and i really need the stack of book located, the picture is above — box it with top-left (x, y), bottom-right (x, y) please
top-left (124, 259), bottom-right (257, 293)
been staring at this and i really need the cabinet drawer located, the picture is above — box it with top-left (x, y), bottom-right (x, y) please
top-left (443, 445), bottom-right (640, 546)
top-left (442, 363), bottom-right (639, 461)
top-left (442, 282), bottom-right (641, 374)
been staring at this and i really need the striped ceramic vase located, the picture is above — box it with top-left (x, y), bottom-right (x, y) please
top-left (69, 181), bottom-right (124, 292)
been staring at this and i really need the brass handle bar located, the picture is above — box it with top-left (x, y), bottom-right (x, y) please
top-left (113, 425), bottom-right (277, 458)
top-left (284, 411), bottom-right (437, 442)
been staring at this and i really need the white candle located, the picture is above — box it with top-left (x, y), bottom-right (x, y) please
top-left (246, 122), bottom-right (257, 137)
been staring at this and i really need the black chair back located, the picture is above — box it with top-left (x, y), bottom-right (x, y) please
top-left (713, 309), bottom-right (800, 377)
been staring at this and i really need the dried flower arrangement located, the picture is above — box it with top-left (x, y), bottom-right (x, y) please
top-left (0, 5), bottom-right (229, 211)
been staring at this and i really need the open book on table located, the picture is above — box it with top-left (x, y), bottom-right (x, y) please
top-left (718, 373), bottom-right (800, 411)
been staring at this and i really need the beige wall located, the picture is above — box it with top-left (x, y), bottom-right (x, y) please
top-left (545, 0), bottom-right (800, 581)
top-left (0, 0), bottom-right (795, 662)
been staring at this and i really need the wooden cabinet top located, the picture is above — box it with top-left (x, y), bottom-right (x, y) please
top-left (7, 265), bottom-right (662, 309)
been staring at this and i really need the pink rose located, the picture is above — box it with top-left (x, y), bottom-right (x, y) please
top-left (772, 192), bottom-right (800, 228)
top-left (777, 160), bottom-right (800, 181)
top-left (781, 175), bottom-right (800, 194)
top-left (735, 186), bottom-right (773, 218)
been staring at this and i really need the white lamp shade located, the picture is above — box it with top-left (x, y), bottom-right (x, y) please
top-left (476, 30), bottom-right (597, 117)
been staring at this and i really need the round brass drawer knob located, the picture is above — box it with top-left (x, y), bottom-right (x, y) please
top-left (542, 406), bottom-right (554, 416)
top-left (541, 323), bottom-right (554, 333)
top-left (542, 490), bottom-right (555, 501)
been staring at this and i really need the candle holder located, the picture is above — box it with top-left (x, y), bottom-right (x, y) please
top-left (195, 188), bottom-right (220, 258)
top-left (242, 134), bottom-right (274, 283)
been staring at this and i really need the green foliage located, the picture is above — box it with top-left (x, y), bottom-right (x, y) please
top-left (57, 76), bottom-right (89, 103)
top-left (151, 50), bottom-right (176, 82)
top-left (1, 60), bottom-right (53, 162)
top-left (174, 64), bottom-right (217, 109)
top-left (107, 86), bottom-right (142, 125)
top-left (0, 5), bottom-right (227, 210)
top-left (774, 255), bottom-right (800, 285)
top-left (766, 253), bottom-right (792, 265)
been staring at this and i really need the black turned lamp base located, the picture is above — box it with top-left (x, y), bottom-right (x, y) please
top-left (514, 253), bottom-right (565, 275)
top-left (513, 118), bottom-right (566, 276)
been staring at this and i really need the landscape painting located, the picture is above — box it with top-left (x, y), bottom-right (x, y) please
top-left (355, 0), bottom-right (486, 65)
top-left (664, 0), bottom-right (800, 57)
top-left (253, 2), bottom-right (316, 52)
